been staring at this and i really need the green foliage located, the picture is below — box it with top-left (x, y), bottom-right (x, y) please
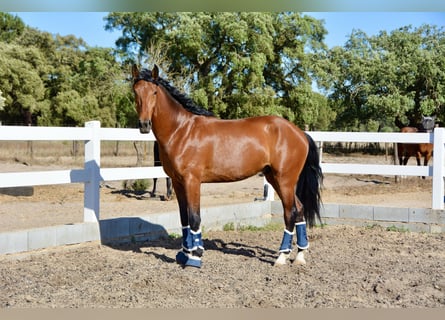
top-left (0, 13), bottom-right (25, 42)
top-left (0, 43), bottom-right (47, 123)
top-left (168, 233), bottom-right (181, 239)
top-left (105, 12), bottom-right (330, 129)
top-left (223, 222), bottom-right (235, 231)
top-left (222, 222), bottom-right (283, 232)
top-left (0, 13), bottom-right (130, 127)
top-left (386, 225), bottom-right (410, 233)
top-left (123, 179), bottom-right (151, 192)
top-left (1, 12), bottom-right (443, 133)
top-left (325, 24), bottom-right (445, 130)
top-left (0, 90), bottom-right (5, 110)
top-left (239, 222), bottom-right (283, 232)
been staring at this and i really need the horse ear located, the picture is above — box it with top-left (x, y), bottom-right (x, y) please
top-left (131, 64), bottom-right (139, 79)
top-left (152, 64), bottom-right (159, 80)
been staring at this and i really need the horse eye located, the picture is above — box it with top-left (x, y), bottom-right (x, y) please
top-left (154, 90), bottom-right (157, 95)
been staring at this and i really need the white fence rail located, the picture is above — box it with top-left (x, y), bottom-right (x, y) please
top-left (0, 121), bottom-right (169, 223)
top-left (1, 122), bottom-right (444, 226)
top-left (309, 129), bottom-right (445, 210)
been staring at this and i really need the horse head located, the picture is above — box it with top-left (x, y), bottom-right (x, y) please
top-left (421, 115), bottom-right (436, 132)
top-left (131, 64), bottom-right (160, 134)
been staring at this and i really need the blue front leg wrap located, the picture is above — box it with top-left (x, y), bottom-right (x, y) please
top-left (176, 250), bottom-right (202, 268)
top-left (182, 226), bottom-right (204, 252)
top-left (191, 229), bottom-right (204, 251)
top-left (178, 227), bottom-right (204, 268)
top-left (295, 222), bottom-right (309, 250)
top-left (181, 226), bottom-right (194, 250)
top-left (279, 229), bottom-right (294, 253)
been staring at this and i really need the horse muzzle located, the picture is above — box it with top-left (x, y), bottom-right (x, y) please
top-left (138, 120), bottom-right (152, 134)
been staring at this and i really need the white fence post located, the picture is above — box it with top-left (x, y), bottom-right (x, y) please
top-left (84, 121), bottom-right (101, 222)
top-left (432, 127), bottom-right (445, 210)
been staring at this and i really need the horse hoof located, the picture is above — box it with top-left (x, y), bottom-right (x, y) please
top-left (176, 250), bottom-right (202, 268)
top-left (274, 252), bottom-right (290, 266)
top-left (294, 251), bottom-right (306, 265)
top-left (161, 195), bottom-right (173, 201)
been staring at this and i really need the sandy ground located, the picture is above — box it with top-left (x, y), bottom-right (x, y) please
top-left (0, 224), bottom-right (443, 308)
top-left (0, 154), bottom-right (444, 308)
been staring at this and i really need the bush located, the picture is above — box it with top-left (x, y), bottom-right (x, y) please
top-left (122, 179), bottom-right (151, 192)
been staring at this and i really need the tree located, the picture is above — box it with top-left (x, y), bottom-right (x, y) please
top-left (325, 24), bottom-right (445, 131)
top-left (105, 12), bottom-right (332, 129)
top-left (0, 89), bottom-right (5, 110)
top-left (0, 17), bottom-right (130, 128)
top-left (0, 13), bottom-right (25, 43)
top-left (0, 43), bottom-right (47, 125)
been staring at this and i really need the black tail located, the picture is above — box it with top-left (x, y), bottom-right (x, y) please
top-left (296, 133), bottom-right (323, 228)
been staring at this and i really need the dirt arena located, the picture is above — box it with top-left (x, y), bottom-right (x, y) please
top-left (0, 153), bottom-right (444, 308)
top-left (0, 224), bottom-right (444, 308)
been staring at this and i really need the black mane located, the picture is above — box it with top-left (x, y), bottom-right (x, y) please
top-left (135, 68), bottom-right (215, 117)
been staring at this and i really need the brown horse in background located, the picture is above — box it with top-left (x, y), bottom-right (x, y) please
top-left (397, 116), bottom-right (435, 178)
top-left (131, 64), bottom-right (323, 268)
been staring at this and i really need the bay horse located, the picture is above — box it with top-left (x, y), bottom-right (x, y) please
top-left (131, 65), bottom-right (323, 268)
top-left (151, 141), bottom-right (173, 200)
top-left (397, 116), bottom-right (435, 179)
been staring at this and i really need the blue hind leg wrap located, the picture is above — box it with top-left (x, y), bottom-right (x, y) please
top-left (279, 229), bottom-right (294, 253)
top-left (295, 222), bottom-right (309, 250)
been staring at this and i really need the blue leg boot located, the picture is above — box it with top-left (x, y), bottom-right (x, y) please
top-left (275, 229), bottom-right (294, 265)
top-left (176, 226), bottom-right (203, 268)
top-left (191, 229), bottom-right (204, 252)
top-left (295, 222), bottom-right (309, 250)
top-left (279, 229), bottom-right (294, 253)
top-left (180, 226), bottom-right (193, 251)
top-left (175, 250), bottom-right (202, 268)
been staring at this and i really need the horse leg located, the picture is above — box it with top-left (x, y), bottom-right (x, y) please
top-left (292, 196), bottom-right (308, 265)
top-left (397, 144), bottom-right (403, 166)
top-left (416, 153), bottom-right (421, 167)
top-left (266, 174), bottom-right (307, 266)
top-left (174, 177), bottom-right (204, 268)
top-left (424, 153), bottom-right (431, 167)
top-left (165, 177), bottom-right (172, 200)
top-left (403, 155), bottom-right (410, 166)
top-left (276, 195), bottom-right (308, 266)
top-left (171, 181), bottom-right (194, 266)
top-left (422, 151), bottom-right (432, 180)
top-left (274, 201), bottom-right (295, 266)
top-left (150, 178), bottom-right (158, 197)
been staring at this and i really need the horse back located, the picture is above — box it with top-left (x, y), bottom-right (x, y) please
top-left (161, 115), bottom-right (308, 183)
top-left (400, 127), bottom-right (418, 133)
top-left (207, 115), bottom-right (308, 151)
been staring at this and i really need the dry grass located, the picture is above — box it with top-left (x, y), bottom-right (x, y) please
top-left (0, 140), bottom-right (157, 168)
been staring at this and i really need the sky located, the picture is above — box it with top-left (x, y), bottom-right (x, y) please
top-left (9, 12), bottom-right (445, 49)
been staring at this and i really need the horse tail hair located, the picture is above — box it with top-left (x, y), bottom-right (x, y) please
top-left (296, 133), bottom-right (323, 228)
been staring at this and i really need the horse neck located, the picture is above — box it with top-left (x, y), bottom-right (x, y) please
top-left (151, 85), bottom-right (192, 144)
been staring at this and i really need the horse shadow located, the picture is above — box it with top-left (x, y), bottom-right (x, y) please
top-left (109, 189), bottom-right (151, 200)
top-left (203, 238), bottom-right (279, 265)
top-left (101, 220), bottom-right (278, 266)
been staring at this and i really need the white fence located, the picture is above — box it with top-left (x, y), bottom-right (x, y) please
top-left (0, 121), bottom-right (168, 223)
top-left (311, 129), bottom-right (445, 210)
top-left (1, 122), bottom-right (444, 228)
